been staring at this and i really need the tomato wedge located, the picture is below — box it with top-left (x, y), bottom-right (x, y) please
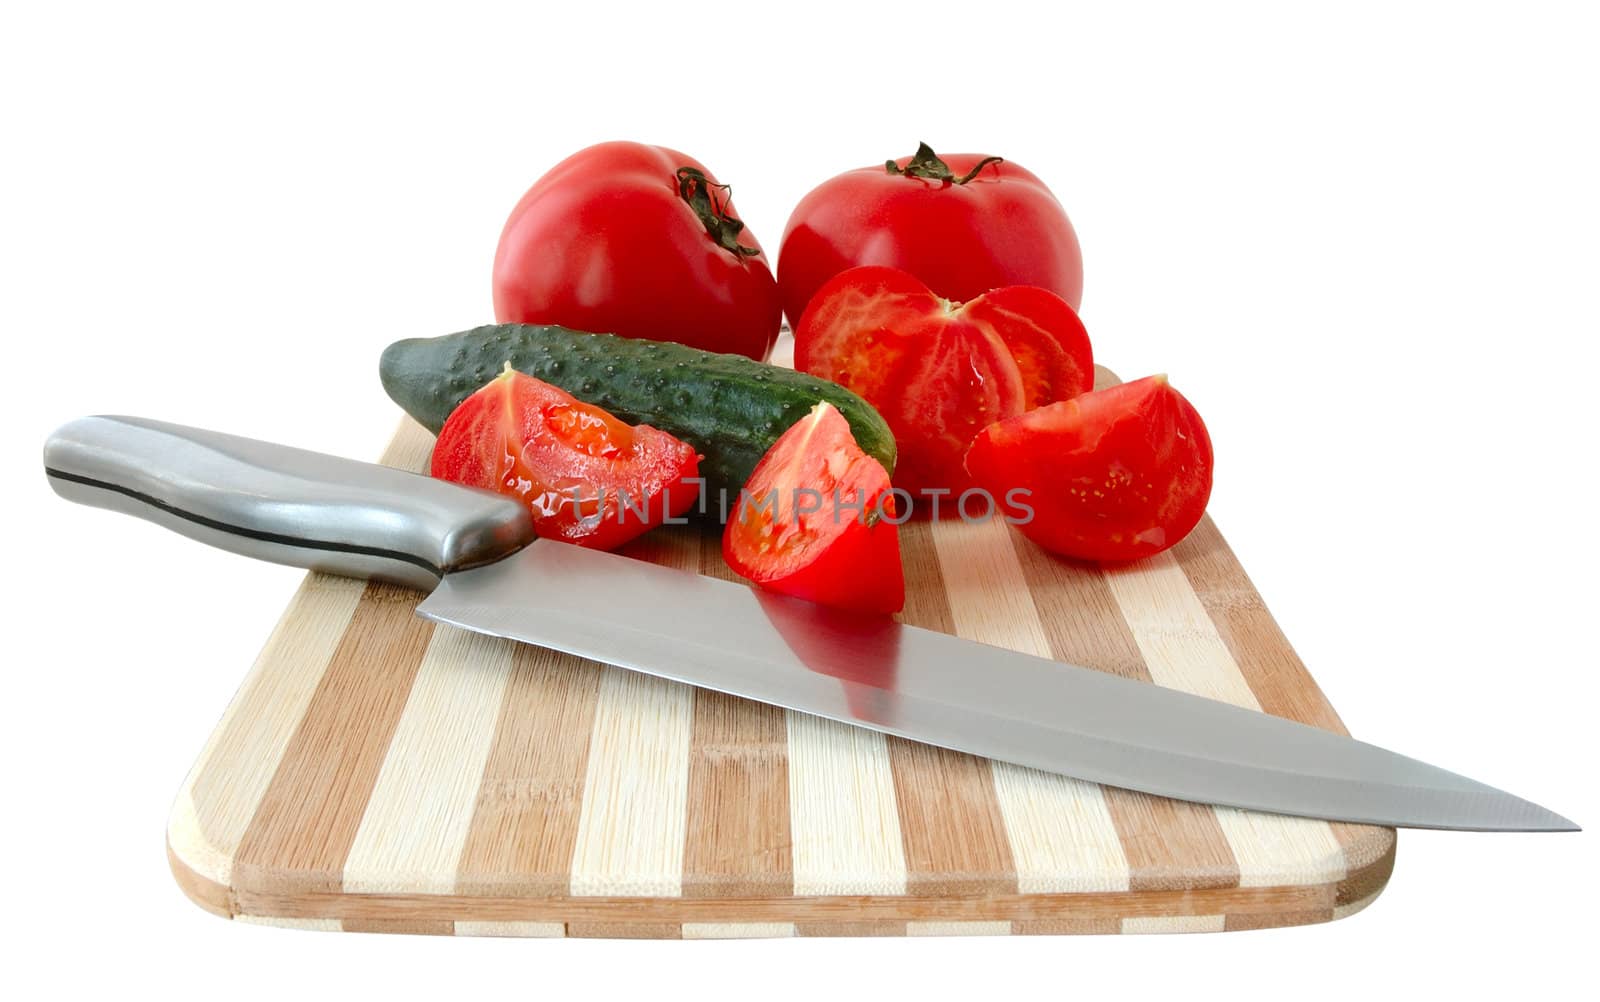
top-left (795, 265), bottom-right (1092, 502)
top-left (431, 365), bottom-right (701, 550)
top-left (723, 402), bottom-right (904, 615)
top-left (965, 375), bottom-right (1213, 562)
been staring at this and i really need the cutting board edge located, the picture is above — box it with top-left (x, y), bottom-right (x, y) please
top-left (166, 825), bottom-right (1396, 936)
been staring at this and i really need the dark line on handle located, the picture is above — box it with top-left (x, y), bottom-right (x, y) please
top-left (44, 466), bottom-right (443, 579)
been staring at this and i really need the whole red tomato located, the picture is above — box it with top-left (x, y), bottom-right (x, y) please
top-left (493, 141), bottom-right (782, 360)
top-left (777, 142), bottom-right (1083, 326)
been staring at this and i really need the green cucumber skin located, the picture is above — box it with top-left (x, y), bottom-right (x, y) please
top-left (379, 324), bottom-right (897, 505)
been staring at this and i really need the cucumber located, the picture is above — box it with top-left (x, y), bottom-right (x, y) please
top-left (380, 324), bottom-right (897, 507)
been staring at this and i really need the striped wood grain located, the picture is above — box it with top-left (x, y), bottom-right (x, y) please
top-left (166, 404), bottom-right (1394, 937)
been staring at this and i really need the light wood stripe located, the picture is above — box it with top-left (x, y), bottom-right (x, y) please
top-left (907, 921), bottom-right (1011, 936)
top-left (569, 667), bottom-right (694, 896)
top-left (930, 517), bottom-right (1055, 656)
top-left (172, 573), bottom-right (366, 886)
top-left (1101, 552), bottom-right (1259, 707)
top-left (1122, 914), bottom-right (1226, 934)
top-left (235, 915), bottom-right (342, 931)
top-left (569, 528), bottom-right (700, 896)
top-left (343, 626), bottom-right (514, 893)
top-left (1009, 532), bottom-right (1240, 892)
top-left (455, 645), bottom-right (602, 896)
top-left (167, 842), bottom-right (232, 916)
top-left (232, 582), bottom-right (435, 894)
top-left (930, 517), bottom-right (1131, 893)
top-left (1208, 808), bottom-right (1346, 889)
top-left (454, 921), bottom-right (565, 937)
top-left (568, 529), bottom-right (698, 899)
top-left (787, 711), bottom-right (907, 895)
top-left (681, 922), bottom-right (796, 939)
top-left (682, 529), bottom-right (793, 898)
top-left (889, 522), bottom-right (1017, 897)
top-left (569, 922), bottom-right (682, 939)
top-left (985, 765), bottom-right (1129, 893)
top-left (1102, 552), bottom-right (1346, 888)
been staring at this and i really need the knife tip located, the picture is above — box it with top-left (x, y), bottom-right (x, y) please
top-left (1517, 803), bottom-right (1580, 833)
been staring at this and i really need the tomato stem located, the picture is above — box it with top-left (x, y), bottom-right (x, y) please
top-left (675, 167), bottom-right (761, 258)
top-left (884, 142), bottom-right (1003, 185)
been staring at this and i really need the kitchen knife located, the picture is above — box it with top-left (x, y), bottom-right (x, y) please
top-left (43, 415), bottom-right (1577, 833)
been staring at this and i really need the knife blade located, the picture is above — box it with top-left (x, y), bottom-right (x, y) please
top-left (44, 415), bottom-right (1577, 833)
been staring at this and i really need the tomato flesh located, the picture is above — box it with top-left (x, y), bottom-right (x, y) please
top-left (723, 402), bottom-right (904, 615)
top-left (432, 367), bottom-right (701, 550)
top-left (964, 375), bottom-right (1213, 562)
top-left (795, 265), bottom-right (1093, 501)
top-left (493, 141), bottom-right (782, 361)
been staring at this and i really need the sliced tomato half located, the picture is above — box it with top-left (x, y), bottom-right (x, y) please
top-left (723, 401), bottom-right (905, 615)
top-left (965, 374), bottom-right (1213, 562)
top-left (795, 265), bottom-right (1093, 501)
top-left (431, 365), bottom-right (701, 550)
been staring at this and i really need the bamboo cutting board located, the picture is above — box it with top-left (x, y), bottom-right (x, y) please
top-left (167, 372), bottom-right (1395, 938)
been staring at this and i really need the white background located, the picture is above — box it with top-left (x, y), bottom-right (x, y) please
top-left (3, 1), bottom-right (1595, 998)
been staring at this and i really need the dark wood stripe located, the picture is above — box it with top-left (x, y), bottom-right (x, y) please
top-left (1224, 910), bottom-right (1332, 932)
top-left (341, 918), bottom-right (455, 936)
top-left (1010, 531), bottom-right (1241, 892)
top-left (614, 523), bottom-right (701, 572)
top-left (1098, 790), bottom-right (1242, 892)
top-left (694, 522), bottom-right (743, 582)
top-left (796, 921), bottom-right (908, 937)
top-left (896, 519), bottom-right (956, 634)
top-left (1335, 834), bottom-right (1397, 907)
top-left (455, 644), bottom-right (603, 897)
top-left (672, 519), bottom-right (795, 898)
top-left (1014, 536), bottom-right (1151, 683)
top-left (683, 525), bottom-right (794, 898)
top-left (458, 524), bottom-right (699, 897)
top-left (885, 738), bottom-right (1017, 896)
top-left (888, 521), bottom-right (1017, 897)
top-left (683, 687), bottom-right (793, 897)
top-left (1168, 516), bottom-right (1396, 883)
top-left (1013, 917), bottom-right (1121, 935)
top-left (232, 582), bottom-right (434, 895)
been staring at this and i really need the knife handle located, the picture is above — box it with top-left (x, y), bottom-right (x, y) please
top-left (43, 415), bottom-right (536, 591)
